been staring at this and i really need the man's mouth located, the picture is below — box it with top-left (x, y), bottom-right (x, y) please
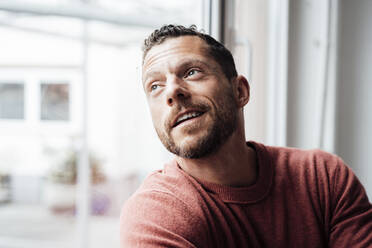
top-left (172, 111), bottom-right (205, 128)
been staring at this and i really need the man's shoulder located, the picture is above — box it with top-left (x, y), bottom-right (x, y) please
top-left (263, 143), bottom-right (343, 172)
top-left (122, 160), bottom-right (206, 219)
top-left (134, 160), bottom-right (202, 199)
top-left (120, 161), bottom-right (209, 247)
top-left (256, 142), bottom-right (351, 192)
top-left (262, 143), bottom-right (361, 200)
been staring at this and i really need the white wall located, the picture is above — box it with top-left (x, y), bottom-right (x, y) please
top-left (336, 0), bottom-right (372, 199)
top-left (287, 0), bottom-right (331, 149)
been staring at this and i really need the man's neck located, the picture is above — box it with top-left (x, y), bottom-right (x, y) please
top-left (175, 132), bottom-right (257, 187)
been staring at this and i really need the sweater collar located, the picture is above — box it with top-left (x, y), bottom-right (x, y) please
top-left (169, 141), bottom-right (274, 204)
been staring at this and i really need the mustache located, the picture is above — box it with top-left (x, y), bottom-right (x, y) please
top-left (165, 101), bottom-right (211, 130)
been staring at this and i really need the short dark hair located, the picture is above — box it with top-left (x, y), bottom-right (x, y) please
top-left (142, 24), bottom-right (238, 80)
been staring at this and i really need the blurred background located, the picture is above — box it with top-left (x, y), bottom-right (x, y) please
top-left (0, 0), bottom-right (371, 247)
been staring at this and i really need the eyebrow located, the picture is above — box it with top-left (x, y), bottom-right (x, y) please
top-left (177, 59), bottom-right (210, 70)
top-left (143, 71), bottom-right (162, 84)
top-left (143, 58), bottom-right (218, 84)
top-left (182, 58), bottom-right (222, 72)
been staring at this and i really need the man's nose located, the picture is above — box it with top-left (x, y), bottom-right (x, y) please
top-left (166, 77), bottom-right (190, 106)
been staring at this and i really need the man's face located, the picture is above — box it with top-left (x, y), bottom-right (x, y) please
top-left (142, 36), bottom-right (238, 158)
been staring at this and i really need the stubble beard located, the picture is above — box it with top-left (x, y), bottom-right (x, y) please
top-left (155, 89), bottom-right (238, 159)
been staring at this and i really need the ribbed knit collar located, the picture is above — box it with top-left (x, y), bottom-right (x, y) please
top-left (169, 141), bottom-right (274, 204)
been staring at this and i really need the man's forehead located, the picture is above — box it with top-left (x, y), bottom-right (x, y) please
top-left (142, 36), bottom-right (209, 70)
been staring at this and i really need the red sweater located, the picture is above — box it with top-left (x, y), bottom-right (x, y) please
top-left (120, 141), bottom-right (372, 247)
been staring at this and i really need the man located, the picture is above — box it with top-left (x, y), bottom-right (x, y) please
top-left (120, 24), bottom-right (372, 247)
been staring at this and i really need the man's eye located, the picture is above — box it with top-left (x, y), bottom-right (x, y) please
top-left (185, 69), bottom-right (199, 78)
top-left (150, 84), bottom-right (159, 92)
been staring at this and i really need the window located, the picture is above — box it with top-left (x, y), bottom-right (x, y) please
top-left (0, 82), bottom-right (24, 119)
top-left (40, 82), bottom-right (70, 121)
top-left (0, 0), bottom-right (204, 247)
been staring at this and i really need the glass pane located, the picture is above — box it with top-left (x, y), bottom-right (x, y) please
top-left (40, 83), bottom-right (70, 121)
top-left (0, 0), bottom-right (203, 247)
top-left (0, 83), bottom-right (24, 119)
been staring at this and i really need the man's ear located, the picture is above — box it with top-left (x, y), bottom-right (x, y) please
top-left (233, 75), bottom-right (250, 107)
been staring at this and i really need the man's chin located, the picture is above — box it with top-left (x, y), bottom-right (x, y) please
top-left (168, 136), bottom-right (219, 159)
